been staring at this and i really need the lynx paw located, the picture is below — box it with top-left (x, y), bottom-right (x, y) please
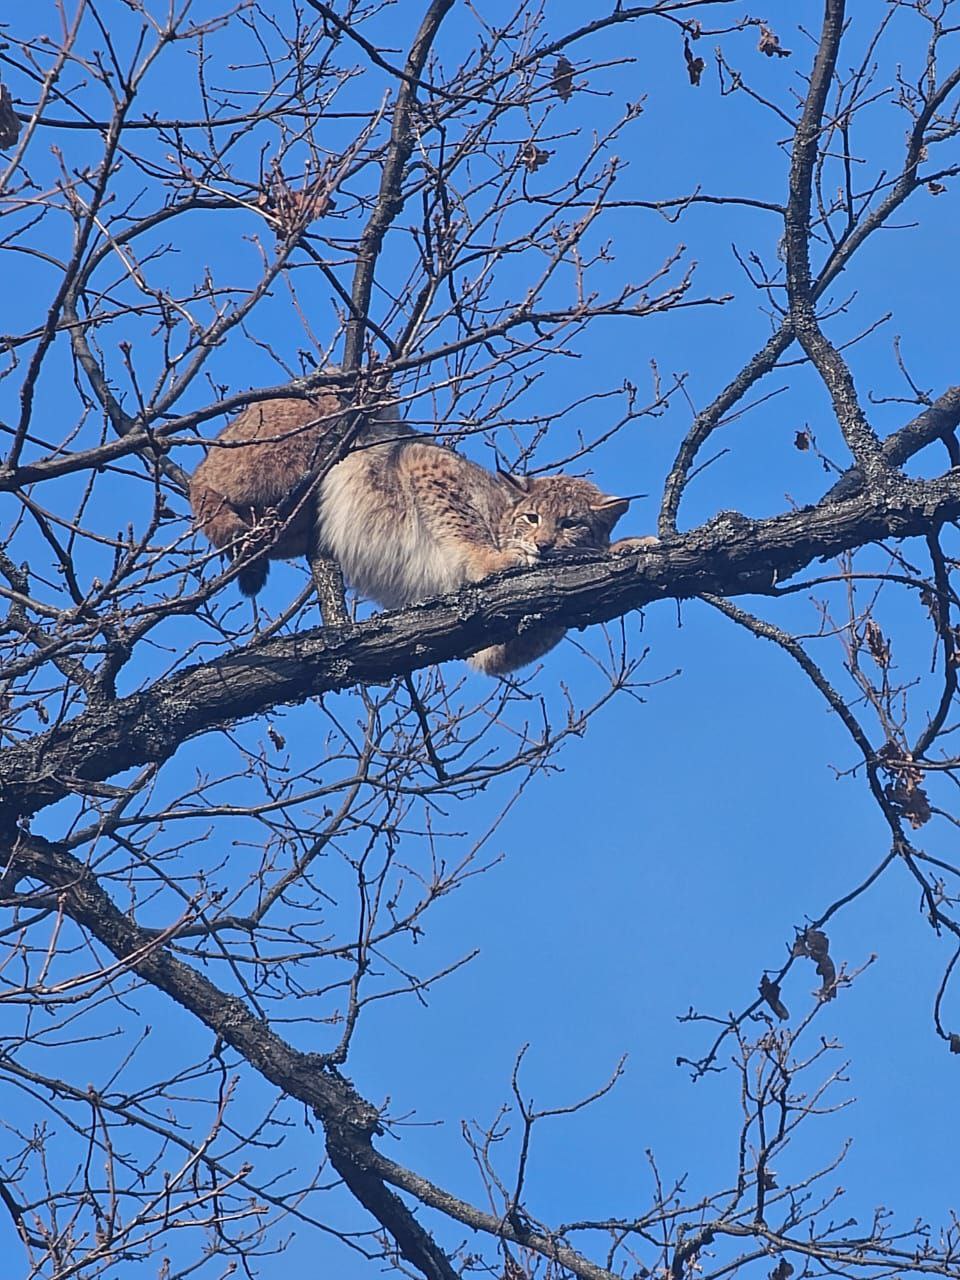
top-left (468, 626), bottom-right (566, 676)
top-left (468, 644), bottom-right (511, 676)
top-left (502, 546), bottom-right (541, 570)
top-left (611, 535), bottom-right (659, 554)
top-left (468, 546), bottom-right (539, 581)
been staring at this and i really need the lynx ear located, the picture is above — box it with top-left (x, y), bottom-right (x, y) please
top-left (591, 495), bottom-right (631, 527)
top-left (497, 470), bottom-right (532, 495)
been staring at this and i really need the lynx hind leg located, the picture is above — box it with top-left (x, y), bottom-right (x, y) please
top-left (468, 625), bottom-right (566, 676)
top-left (190, 478), bottom-right (270, 595)
top-left (190, 478), bottom-right (246, 550)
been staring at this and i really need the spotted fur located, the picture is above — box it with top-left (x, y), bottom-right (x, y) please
top-left (190, 394), bottom-right (647, 674)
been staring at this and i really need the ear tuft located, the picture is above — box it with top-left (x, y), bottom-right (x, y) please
top-left (592, 495), bottom-right (631, 527)
top-left (497, 470), bottom-right (532, 495)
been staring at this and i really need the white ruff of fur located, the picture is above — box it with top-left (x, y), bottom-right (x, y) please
top-left (319, 461), bottom-right (469, 610)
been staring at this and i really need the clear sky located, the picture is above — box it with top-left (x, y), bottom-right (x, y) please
top-left (3, 2), bottom-right (960, 1277)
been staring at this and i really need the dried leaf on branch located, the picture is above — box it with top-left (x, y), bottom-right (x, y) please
top-left (758, 25), bottom-right (791, 58)
top-left (551, 56), bottom-right (576, 101)
top-left (759, 975), bottom-right (789, 1021)
top-left (521, 140), bottom-right (552, 172)
top-left (0, 84), bottom-right (20, 147)
top-left (683, 39), bottom-right (705, 87)
top-left (792, 927), bottom-right (838, 1001)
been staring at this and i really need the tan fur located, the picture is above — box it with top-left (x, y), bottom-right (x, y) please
top-left (190, 393), bottom-right (380, 595)
top-left (190, 393), bottom-right (650, 674)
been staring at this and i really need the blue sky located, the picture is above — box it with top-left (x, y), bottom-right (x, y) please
top-left (3, 2), bottom-right (960, 1276)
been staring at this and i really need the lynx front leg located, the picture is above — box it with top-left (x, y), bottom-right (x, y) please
top-left (611, 535), bottom-right (659, 553)
top-left (462, 545), bottom-right (564, 675)
top-left (464, 545), bottom-right (538, 581)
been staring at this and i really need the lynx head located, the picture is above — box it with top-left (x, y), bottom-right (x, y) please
top-left (497, 473), bottom-right (631, 563)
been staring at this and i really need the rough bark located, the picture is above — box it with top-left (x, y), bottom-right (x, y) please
top-left (3, 469), bottom-right (957, 823)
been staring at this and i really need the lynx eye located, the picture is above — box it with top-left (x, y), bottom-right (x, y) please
top-left (521, 511), bottom-right (540, 525)
top-left (559, 516), bottom-right (588, 530)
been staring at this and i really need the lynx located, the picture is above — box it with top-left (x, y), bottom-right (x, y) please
top-left (190, 392), bottom-right (653, 674)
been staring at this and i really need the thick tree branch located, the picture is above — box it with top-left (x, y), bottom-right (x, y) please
top-left (342, 0), bottom-right (455, 373)
top-left (784, 0), bottom-right (884, 476)
top-left (4, 469), bottom-right (960, 822)
top-left (1, 830), bottom-right (619, 1280)
top-left (3, 832), bottom-right (459, 1280)
top-left (827, 384), bottom-right (960, 501)
top-left (661, 19), bottom-right (960, 532)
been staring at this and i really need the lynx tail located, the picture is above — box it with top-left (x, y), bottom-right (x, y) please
top-left (237, 558), bottom-right (269, 597)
